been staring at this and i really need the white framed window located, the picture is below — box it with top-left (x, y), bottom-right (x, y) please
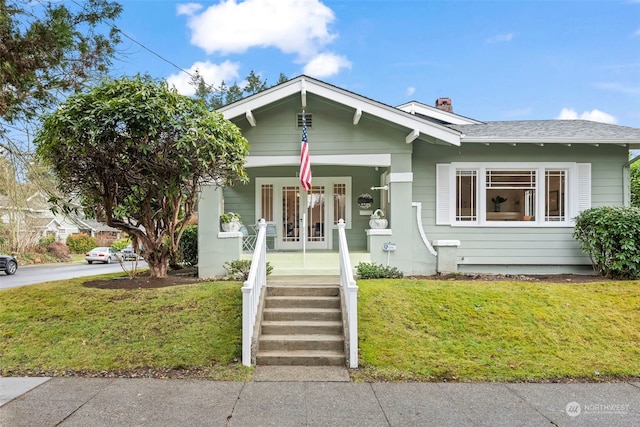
top-left (436, 162), bottom-right (591, 226)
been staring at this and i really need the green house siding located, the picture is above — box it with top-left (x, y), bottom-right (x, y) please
top-left (232, 94), bottom-right (414, 158)
top-left (198, 76), bottom-right (640, 278)
top-left (412, 142), bottom-right (628, 273)
top-left (222, 165), bottom-right (385, 251)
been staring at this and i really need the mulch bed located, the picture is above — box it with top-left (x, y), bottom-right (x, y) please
top-left (82, 266), bottom-right (608, 290)
top-left (82, 267), bottom-right (203, 290)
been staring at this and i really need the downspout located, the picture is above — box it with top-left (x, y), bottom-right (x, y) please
top-left (623, 154), bottom-right (640, 207)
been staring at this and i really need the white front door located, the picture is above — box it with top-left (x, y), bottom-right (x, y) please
top-left (279, 183), bottom-right (328, 250)
top-left (256, 177), bottom-right (353, 251)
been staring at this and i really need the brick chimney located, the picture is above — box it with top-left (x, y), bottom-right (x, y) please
top-left (435, 97), bottom-right (453, 113)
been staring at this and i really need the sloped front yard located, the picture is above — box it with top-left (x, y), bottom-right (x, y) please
top-left (356, 278), bottom-right (640, 382)
top-left (1, 274), bottom-right (639, 382)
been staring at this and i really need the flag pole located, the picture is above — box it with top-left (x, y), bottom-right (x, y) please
top-left (299, 109), bottom-right (312, 269)
top-left (302, 212), bottom-right (306, 267)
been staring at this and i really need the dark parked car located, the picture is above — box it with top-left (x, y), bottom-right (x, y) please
top-left (0, 253), bottom-right (18, 275)
top-left (120, 246), bottom-right (140, 261)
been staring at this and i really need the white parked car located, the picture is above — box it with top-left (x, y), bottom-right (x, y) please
top-left (85, 247), bottom-right (119, 264)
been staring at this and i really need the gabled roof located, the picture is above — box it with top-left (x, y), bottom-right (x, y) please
top-left (31, 217), bottom-right (59, 229)
top-left (71, 217), bottom-right (120, 233)
top-left (219, 75), bottom-right (462, 146)
top-left (448, 120), bottom-right (640, 146)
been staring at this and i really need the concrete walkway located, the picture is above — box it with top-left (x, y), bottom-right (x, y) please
top-left (1, 373), bottom-right (639, 426)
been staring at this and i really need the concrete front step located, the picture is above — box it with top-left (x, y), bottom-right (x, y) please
top-left (259, 334), bottom-right (344, 351)
top-left (257, 281), bottom-right (345, 367)
top-left (262, 307), bottom-right (342, 322)
top-left (260, 320), bottom-right (343, 335)
top-left (264, 296), bottom-right (341, 309)
top-left (256, 350), bottom-right (345, 366)
top-left (266, 286), bottom-right (340, 297)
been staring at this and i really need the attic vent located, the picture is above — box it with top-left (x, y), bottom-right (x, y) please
top-left (297, 113), bottom-right (313, 128)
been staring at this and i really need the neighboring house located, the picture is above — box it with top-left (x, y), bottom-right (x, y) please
top-left (0, 192), bottom-right (121, 247)
top-left (197, 75), bottom-right (640, 277)
top-left (70, 217), bottom-right (122, 246)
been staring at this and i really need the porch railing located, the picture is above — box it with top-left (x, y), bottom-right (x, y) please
top-left (337, 219), bottom-right (359, 368)
top-left (241, 219), bottom-right (268, 366)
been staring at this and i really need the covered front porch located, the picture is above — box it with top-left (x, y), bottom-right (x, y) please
top-left (240, 250), bottom-right (371, 276)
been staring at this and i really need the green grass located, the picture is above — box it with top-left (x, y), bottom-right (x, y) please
top-left (356, 278), bottom-right (640, 382)
top-left (2, 275), bottom-right (640, 383)
top-left (0, 274), bottom-right (251, 381)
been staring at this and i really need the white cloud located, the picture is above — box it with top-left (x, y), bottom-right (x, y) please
top-left (180, 0), bottom-right (337, 58)
top-left (166, 60), bottom-right (241, 96)
top-left (406, 86), bottom-right (416, 98)
top-left (177, 3), bottom-right (203, 15)
top-left (485, 33), bottom-right (514, 44)
top-left (593, 82), bottom-right (640, 96)
top-left (303, 52), bottom-right (351, 78)
top-left (634, 27), bottom-right (640, 36)
top-left (556, 108), bottom-right (617, 124)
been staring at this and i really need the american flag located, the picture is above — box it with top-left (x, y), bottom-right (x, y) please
top-left (299, 113), bottom-right (312, 191)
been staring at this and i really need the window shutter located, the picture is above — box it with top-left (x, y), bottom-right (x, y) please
top-left (576, 163), bottom-right (591, 214)
top-left (436, 164), bottom-right (451, 225)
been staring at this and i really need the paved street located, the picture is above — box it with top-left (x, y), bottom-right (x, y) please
top-left (0, 261), bottom-right (147, 290)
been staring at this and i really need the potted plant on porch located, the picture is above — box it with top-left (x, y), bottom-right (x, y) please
top-left (220, 212), bottom-right (242, 232)
top-left (369, 209), bottom-right (388, 229)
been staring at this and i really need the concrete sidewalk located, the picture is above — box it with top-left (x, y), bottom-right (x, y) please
top-left (1, 374), bottom-right (639, 426)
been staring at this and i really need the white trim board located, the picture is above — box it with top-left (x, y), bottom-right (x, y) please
top-left (245, 154), bottom-right (391, 168)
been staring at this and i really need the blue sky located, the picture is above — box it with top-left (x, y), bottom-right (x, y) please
top-left (113, 0), bottom-right (640, 127)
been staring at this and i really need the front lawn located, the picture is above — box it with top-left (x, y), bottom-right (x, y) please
top-left (2, 275), bottom-right (639, 382)
top-left (0, 275), bottom-right (250, 381)
top-left (356, 278), bottom-right (640, 382)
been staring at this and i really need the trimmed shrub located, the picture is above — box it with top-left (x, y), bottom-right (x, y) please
top-left (223, 259), bottom-right (273, 281)
top-left (179, 225), bottom-right (198, 266)
top-left (111, 238), bottom-right (131, 251)
top-left (39, 235), bottom-right (55, 248)
top-left (47, 241), bottom-right (71, 262)
top-left (66, 233), bottom-right (98, 254)
top-left (631, 161), bottom-right (640, 208)
top-left (356, 262), bottom-right (403, 279)
top-left (573, 206), bottom-right (640, 279)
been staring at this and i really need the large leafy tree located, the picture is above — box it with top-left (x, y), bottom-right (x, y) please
top-left (1, 0), bottom-right (121, 251)
top-left (35, 76), bottom-right (250, 278)
top-left (0, 0), bottom-right (122, 128)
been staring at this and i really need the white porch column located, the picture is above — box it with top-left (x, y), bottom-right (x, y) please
top-left (385, 154), bottom-right (415, 274)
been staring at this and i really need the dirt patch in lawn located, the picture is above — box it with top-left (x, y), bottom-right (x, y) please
top-left (82, 267), bottom-right (204, 289)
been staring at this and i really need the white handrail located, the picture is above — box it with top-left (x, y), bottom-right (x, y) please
top-left (337, 219), bottom-right (358, 368)
top-left (241, 219), bottom-right (267, 366)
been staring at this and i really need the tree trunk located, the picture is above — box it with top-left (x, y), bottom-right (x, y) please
top-left (145, 250), bottom-right (168, 278)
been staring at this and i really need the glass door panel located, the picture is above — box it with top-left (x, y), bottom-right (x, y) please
top-left (277, 183), bottom-right (328, 250)
top-left (282, 186), bottom-right (300, 243)
top-left (305, 186), bottom-right (326, 248)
